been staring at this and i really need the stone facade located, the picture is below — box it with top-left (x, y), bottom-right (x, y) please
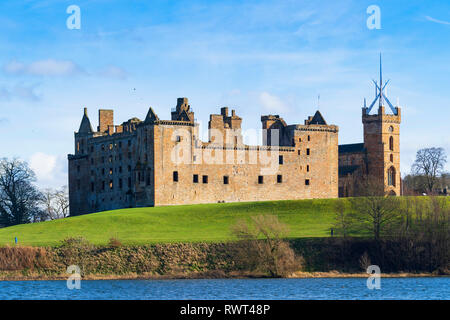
top-left (338, 105), bottom-right (401, 197)
top-left (68, 99), bottom-right (339, 215)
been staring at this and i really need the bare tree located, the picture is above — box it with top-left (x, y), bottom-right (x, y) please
top-left (0, 158), bottom-right (43, 227)
top-left (231, 215), bottom-right (302, 277)
top-left (350, 179), bottom-right (401, 240)
top-left (40, 186), bottom-right (70, 220)
top-left (332, 199), bottom-right (354, 237)
top-left (412, 147), bottom-right (447, 193)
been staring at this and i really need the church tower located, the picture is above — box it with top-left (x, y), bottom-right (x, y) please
top-left (362, 55), bottom-right (401, 196)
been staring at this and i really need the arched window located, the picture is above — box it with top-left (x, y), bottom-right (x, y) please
top-left (389, 136), bottom-right (394, 151)
top-left (388, 166), bottom-right (396, 186)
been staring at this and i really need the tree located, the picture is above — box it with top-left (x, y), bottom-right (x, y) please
top-left (41, 186), bottom-right (70, 220)
top-left (0, 158), bottom-right (43, 227)
top-left (332, 199), bottom-right (354, 237)
top-left (350, 179), bottom-right (401, 240)
top-left (231, 215), bottom-right (302, 277)
top-left (412, 147), bottom-right (447, 193)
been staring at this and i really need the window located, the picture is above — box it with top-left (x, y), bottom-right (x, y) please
top-left (119, 141), bottom-right (122, 148)
top-left (128, 165), bottom-right (131, 172)
top-left (77, 165), bottom-right (80, 173)
top-left (389, 136), bottom-right (394, 151)
top-left (388, 167), bottom-right (396, 186)
top-left (119, 166), bottom-right (122, 173)
top-left (109, 143), bottom-right (113, 150)
top-left (390, 154), bottom-right (393, 162)
top-left (119, 178), bottom-right (123, 189)
top-left (307, 165), bottom-right (310, 172)
top-left (305, 179), bottom-right (310, 186)
top-left (176, 136), bottom-right (181, 142)
top-left (90, 146), bottom-right (94, 152)
top-left (101, 144), bottom-right (105, 151)
top-left (101, 156), bottom-right (105, 163)
top-left (173, 171), bottom-right (179, 182)
top-left (128, 140), bottom-right (131, 146)
top-left (298, 150), bottom-right (301, 156)
top-left (102, 181), bottom-right (105, 191)
top-left (277, 175), bottom-right (282, 183)
top-left (102, 168), bottom-right (105, 175)
top-left (258, 176), bottom-right (264, 184)
top-left (193, 174), bottom-right (199, 183)
top-left (77, 179), bottom-right (80, 190)
top-left (128, 177), bottom-right (131, 188)
top-left (223, 176), bottom-right (229, 184)
top-left (279, 155), bottom-right (283, 165)
top-left (109, 156), bottom-right (113, 163)
top-left (109, 168), bottom-right (113, 175)
top-left (109, 180), bottom-right (113, 189)
top-left (202, 175), bottom-right (208, 184)
top-left (308, 135), bottom-right (310, 141)
top-left (306, 148), bottom-right (310, 156)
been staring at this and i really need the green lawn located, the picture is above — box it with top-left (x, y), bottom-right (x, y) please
top-left (0, 199), bottom-right (344, 246)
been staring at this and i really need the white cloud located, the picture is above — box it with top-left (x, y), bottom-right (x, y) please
top-left (259, 92), bottom-right (289, 113)
top-left (0, 83), bottom-right (40, 101)
top-left (97, 65), bottom-right (128, 79)
top-left (3, 59), bottom-right (84, 76)
top-left (29, 152), bottom-right (67, 188)
top-left (425, 16), bottom-right (450, 26)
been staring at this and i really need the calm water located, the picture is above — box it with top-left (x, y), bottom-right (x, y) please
top-left (0, 278), bottom-right (448, 300)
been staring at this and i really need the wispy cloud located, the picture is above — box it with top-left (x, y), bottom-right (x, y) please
top-left (0, 83), bottom-right (41, 101)
top-left (425, 16), bottom-right (450, 26)
top-left (97, 65), bottom-right (128, 80)
top-left (3, 59), bottom-right (84, 76)
top-left (259, 92), bottom-right (289, 113)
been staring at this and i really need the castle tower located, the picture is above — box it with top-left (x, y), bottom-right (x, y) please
top-left (362, 55), bottom-right (401, 196)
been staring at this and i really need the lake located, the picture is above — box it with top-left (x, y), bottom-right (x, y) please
top-left (0, 277), bottom-right (448, 300)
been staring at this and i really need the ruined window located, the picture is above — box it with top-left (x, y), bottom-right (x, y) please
top-left (299, 137), bottom-right (302, 142)
top-left (307, 165), bottom-right (310, 172)
top-left (308, 135), bottom-right (310, 141)
top-left (298, 150), bottom-right (301, 156)
top-left (223, 176), bottom-right (229, 184)
top-left (279, 155), bottom-right (283, 165)
top-left (101, 144), bottom-right (105, 151)
top-left (109, 168), bottom-right (113, 175)
top-left (193, 174), bottom-right (199, 183)
top-left (202, 175), bottom-right (208, 184)
top-left (119, 154), bottom-right (122, 161)
top-left (305, 179), bottom-right (310, 186)
top-left (306, 148), bottom-right (310, 156)
top-left (390, 154), bottom-right (393, 162)
top-left (109, 156), bottom-right (113, 163)
top-left (109, 180), bottom-right (113, 189)
top-left (173, 171), bottom-right (179, 182)
top-left (109, 144), bottom-right (113, 150)
top-left (389, 136), bottom-right (394, 151)
top-left (277, 175), bottom-right (282, 183)
top-left (119, 141), bottom-right (122, 148)
top-left (77, 165), bottom-right (80, 173)
top-left (176, 136), bottom-right (181, 142)
top-left (258, 176), bottom-right (264, 184)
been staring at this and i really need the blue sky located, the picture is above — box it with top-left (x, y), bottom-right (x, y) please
top-left (0, 0), bottom-right (449, 188)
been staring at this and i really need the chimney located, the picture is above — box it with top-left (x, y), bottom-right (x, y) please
top-left (98, 109), bottom-right (114, 133)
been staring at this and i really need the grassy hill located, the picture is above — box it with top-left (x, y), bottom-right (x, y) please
top-left (0, 199), bottom-right (344, 246)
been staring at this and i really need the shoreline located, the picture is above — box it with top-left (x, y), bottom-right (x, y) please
top-left (0, 271), bottom-right (446, 281)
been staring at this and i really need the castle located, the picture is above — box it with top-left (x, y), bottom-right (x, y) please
top-left (68, 60), bottom-right (401, 215)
